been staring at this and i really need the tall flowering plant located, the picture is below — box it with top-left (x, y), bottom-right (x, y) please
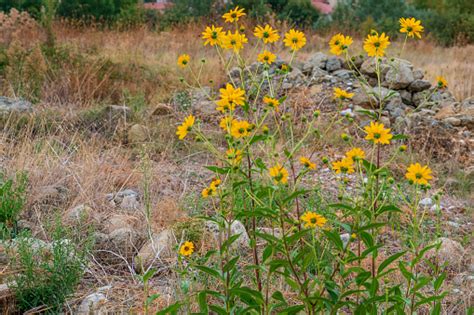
top-left (166, 10), bottom-right (446, 314)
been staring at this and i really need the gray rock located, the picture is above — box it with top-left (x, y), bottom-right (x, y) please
top-left (353, 86), bottom-right (401, 110)
top-left (134, 229), bottom-right (175, 272)
top-left (326, 57), bottom-right (342, 72)
top-left (340, 108), bottom-right (354, 117)
top-left (419, 197), bottom-right (433, 207)
top-left (303, 52), bottom-right (328, 74)
top-left (127, 124), bottom-right (148, 144)
top-left (443, 117), bottom-right (462, 127)
top-left (399, 90), bottom-right (413, 106)
top-left (408, 79), bottom-right (431, 92)
top-left (64, 204), bottom-right (94, 224)
top-left (413, 69), bottom-right (424, 80)
top-left (107, 189), bottom-right (140, 212)
top-left (360, 58), bottom-right (390, 77)
top-left (384, 60), bottom-right (415, 89)
top-left (332, 69), bottom-right (354, 79)
top-left (427, 237), bottom-right (465, 269)
top-left (340, 233), bottom-right (350, 248)
top-left (104, 214), bottom-right (139, 234)
top-left (206, 220), bottom-right (249, 249)
top-left (286, 68), bottom-right (306, 86)
top-left (108, 228), bottom-right (140, 254)
top-left (0, 96), bottom-right (33, 113)
top-left (77, 292), bottom-right (108, 314)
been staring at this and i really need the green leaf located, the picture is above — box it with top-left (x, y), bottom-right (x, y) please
top-left (195, 265), bottom-right (222, 281)
top-left (434, 272), bottom-right (446, 291)
top-left (209, 305), bottom-right (227, 315)
top-left (223, 256), bottom-right (239, 273)
top-left (198, 291), bottom-right (208, 313)
top-left (278, 305), bottom-right (305, 314)
top-left (205, 166), bottom-right (230, 174)
top-left (156, 302), bottom-right (182, 315)
top-left (323, 229), bottom-right (344, 251)
top-left (142, 268), bottom-right (157, 283)
top-left (230, 287), bottom-right (264, 304)
top-left (249, 134), bottom-right (266, 145)
top-left (376, 205), bottom-right (402, 217)
top-left (328, 203), bottom-right (355, 212)
top-left (146, 294), bottom-right (160, 307)
top-left (355, 109), bottom-right (377, 119)
top-left (398, 261), bottom-right (414, 281)
top-left (283, 189), bottom-right (310, 204)
top-left (221, 234), bottom-right (243, 253)
top-left (378, 251), bottom-right (406, 274)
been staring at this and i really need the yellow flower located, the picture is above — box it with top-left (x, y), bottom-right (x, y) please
top-left (269, 163), bottom-right (289, 184)
top-left (329, 33), bottom-right (353, 55)
top-left (257, 50), bottom-right (276, 65)
top-left (254, 24), bottom-right (280, 44)
top-left (263, 96), bottom-right (280, 111)
top-left (364, 121), bottom-right (393, 145)
top-left (351, 233), bottom-right (357, 239)
top-left (436, 76), bottom-right (448, 89)
top-left (283, 29), bottom-right (306, 51)
top-left (301, 211), bottom-right (327, 228)
top-left (399, 17), bottom-right (424, 39)
top-left (216, 83), bottom-right (246, 112)
top-left (201, 186), bottom-right (216, 198)
top-left (221, 31), bottom-right (248, 52)
top-left (333, 87), bottom-right (354, 100)
top-left (363, 32), bottom-right (390, 57)
top-left (300, 157), bottom-right (316, 170)
top-left (176, 115), bottom-right (195, 140)
top-left (222, 6), bottom-right (246, 23)
top-left (280, 64), bottom-right (289, 72)
top-left (179, 241), bottom-right (194, 256)
top-left (210, 178), bottom-right (221, 189)
top-left (177, 54), bottom-right (190, 68)
top-left (202, 25), bottom-right (225, 46)
top-left (345, 147), bottom-right (365, 162)
top-left (405, 163), bottom-right (433, 185)
top-left (219, 116), bottom-right (237, 131)
top-left (226, 148), bottom-right (243, 165)
top-left (230, 120), bottom-right (251, 138)
top-left (332, 157), bottom-right (355, 174)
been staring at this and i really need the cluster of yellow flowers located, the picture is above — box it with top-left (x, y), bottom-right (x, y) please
top-left (174, 9), bottom-right (438, 255)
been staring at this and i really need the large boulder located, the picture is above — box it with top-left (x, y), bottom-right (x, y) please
top-left (0, 96), bottom-right (33, 113)
top-left (360, 58), bottom-right (390, 78)
top-left (325, 57), bottom-right (342, 72)
top-left (127, 124), bottom-right (149, 144)
top-left (353, 86), bottom-right (401, 110)
top-left (206, 220), bottom-right (250, 250)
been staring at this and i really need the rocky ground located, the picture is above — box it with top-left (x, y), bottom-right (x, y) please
top-left (0, 51), bottom-right (472, 313)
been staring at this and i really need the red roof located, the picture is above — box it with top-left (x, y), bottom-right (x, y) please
top-left (143, 2), bottom-right (172, 10)
top-left (311, 0), bottom-right (333, 14)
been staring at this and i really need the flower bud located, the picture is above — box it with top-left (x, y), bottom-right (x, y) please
top-left (399, 145), bottom-right (407, 152)
top-left (341, 133), bottom-right (350, 141)
top-left (313, 110), bottom-right (320, 118)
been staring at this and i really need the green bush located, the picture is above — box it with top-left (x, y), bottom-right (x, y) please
top-left (10, 220), bottom-right (92, 313)
top-left (0, 172), bottom-right (27, 239)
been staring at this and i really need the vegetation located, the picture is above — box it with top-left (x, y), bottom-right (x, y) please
top-left (166, 11), bottom-right (450, 313)
top-left (9, 220), bottom-right (92, 313)
top-left (0, 172), bottom-right (27, 239)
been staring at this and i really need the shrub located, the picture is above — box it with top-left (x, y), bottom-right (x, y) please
top-left (9, 220), bottom-right (92, 313)
top-left (0, 172), bottom-right (27, 239)
top-left (162, 7), bottom-right (448, 313)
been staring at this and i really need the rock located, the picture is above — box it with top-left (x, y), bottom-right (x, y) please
top-left (332, 69), bottom-right (354, 79)
top-left (0, 96), bottom-right (33, 113)
top-left (412, 90), bottom-right (431, 107)
top-left (427, 237), bottom-right (465, 269)
top-left (35, 184), bottom-right (69, 206)
top-left (419, 197), bottom-right (433, 207)
top-left (353, 86), bottom-right (401, 110)
top-left (127, 124), bottom-right (148, 144)
top-left (206, 220), bottom-right (249, 249)
top-left (399, 90), bottom-right (413, 106)
top-left (303, 52), bottom-right (328, 74)
top-left (76, 292), bottom-right (108, 314)
top-left (103, 105), bottom-right (132, 122)
top-left (413, 69), bottom-right (424, 80)
top-left (151, 103), bottom-right (172, 116)
top-left (64, 204), bottom-right (95, 224)
top-left (308, 68), bottom-right (329, 84)
top-left (104, 214), bottom-right (140, 234)
top-left (193, 100), bottom-right (215, 116)
top-left (340, 233), bottom-right (350, 248)
top-left (107, 189), bottom-right (140, 212)
top-left (286, 68), bottom-right (306, 86)
top-left (325, 57), bottom-right (342, 72)
top-left (345, 55), bottom-right (365, 69)
top-left (360, 58), bottom-right (390, 77)
top-left (340, 108), bottom-right (354, 117)
top-left (443, 117), bottom-right (462, 127)
top-left (408, 79), bottom-right (431, 92)
top-left (384, 60), bottom-right (415, 89)
top-left (108, 228), bottom-right (140, 254)
top-left (134, 229), bottom-right (175, 272)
